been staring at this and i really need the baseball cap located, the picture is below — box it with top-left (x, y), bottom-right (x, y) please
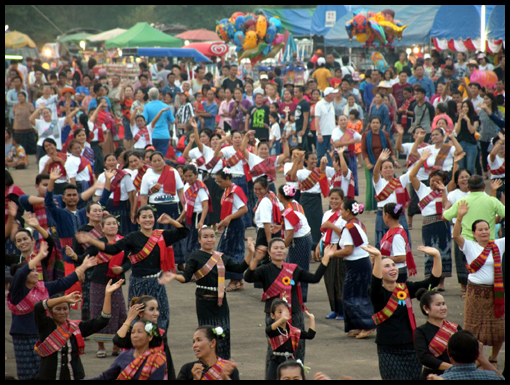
top-left (477, 53), bottom-right (487, 60)
top-left (318, 57), bottom-right (326, 66)
top-left (253, 87), bottom-right (265, 96)
top-left (424, 54), bottom-right (432, 60)
top-left (352, 72), bottom-right (361, 82)
top-left (260, 74), bottom-right (269, 80)
top-left (324, 87), bottom-right (339, 97)
top-left (468, 59), bottom-right (480, 67)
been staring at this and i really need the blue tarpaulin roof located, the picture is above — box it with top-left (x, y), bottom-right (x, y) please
top-left (487, 5), bottom-right (505, 40)
top-left (257, 8), bottom-right (316, 37)
top-left (325, 5), bottom-right (497, 47)
top-left (136, 48), bottom-right (211, 62)
top-left (310, 5), bottom-right (349, 37)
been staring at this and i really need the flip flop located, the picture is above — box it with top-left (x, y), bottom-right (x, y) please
top-left (96, 350), bottom-right (107, 358)
top-left (335, 315), bottom-right (345, 321)
top-left (325, 312), bottom-right (337, 320)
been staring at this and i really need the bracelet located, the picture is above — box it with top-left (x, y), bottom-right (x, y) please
top-left (101, 311), bottom-right (112, 319)
top-left (123, 323), bottom-right (131, 329)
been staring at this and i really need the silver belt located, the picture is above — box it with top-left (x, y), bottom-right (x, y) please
top-left (142, 273), bottom-right (161, 279)
top-left (231, 174), bottom-right (244, 178)
top-left (273, 352), bottom-right (294, 358)
top-left (196, 285), bottom-right (225, 292)
top-left (295, 232), bottom-right (312, 239)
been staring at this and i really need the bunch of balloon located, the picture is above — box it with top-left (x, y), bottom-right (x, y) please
top-left (470, 70), bottom-right (499, 89)
top-left (216, 13), bottom-right (288, 65)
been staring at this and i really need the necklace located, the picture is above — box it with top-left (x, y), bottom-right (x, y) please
top-left (277, 326), bottom-right (289, 338)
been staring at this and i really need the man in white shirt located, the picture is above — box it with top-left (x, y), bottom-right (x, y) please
top-left (35, 84), bottom-right (62, 120)
top-left (315, 87), bottom-right (338, 166)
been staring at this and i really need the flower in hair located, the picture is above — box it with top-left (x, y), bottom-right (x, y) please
top-left (213, 327), bottom-right (225, 338)
top-left (296, 359), bottom-right (311, 374)
top-left (144, 322), bottom-right (158, 337)
top-left (394, 204), bottom-right (403, 214)
top-left (283, 185), bottom-right (296, 197)
top-left (223, 167), bottom-right (232, 175)
top-left (352, 203), bottom-right (360, 215)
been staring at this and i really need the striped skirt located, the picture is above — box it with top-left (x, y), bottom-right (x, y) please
top-left (422, 216), bottom-right (452, 278)
top-left (301, 193), bottom-right (323, 250)
top-left (88, 281), bottom-right (127, 342)
top-left (104, 199), bottom-right (132, 237)
top-left (12, 334), bottom-right (40, 380)
top-left (323, 249), bottom-right (346, 315)
top-left (218, 217), bottom-right (245, 280)
top-left (196, 295), bottom-right (231, 360)
top-left (364, 168), bottom-right (377, 211)
top-left (287, 234), bottom-right (312, 303)
top-left (464, 282), bottom-right (505, 346)
top-left (153, 203), bottom-right (186, 267)
top-left (454, 242), bottom-right (469, 286)
top-left (129, 274), bottom-right (170, 332)
top-left (375, 209), bottom-right (411, 250)
top-left (377, 343), bottom-right (422, 380)
top-left (343, 257), bottom-right (377, 332)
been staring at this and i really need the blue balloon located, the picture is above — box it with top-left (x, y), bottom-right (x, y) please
top-left (270, 17), bottom-right (282, 33)
top-left (265, 25), bottom-right (276, 44)
top-left (234, 31), bottom-right (246, 47)
top-left (235, 16), bottom-right (246, 32)
top-left (225, 22), bottom-right (236, 40)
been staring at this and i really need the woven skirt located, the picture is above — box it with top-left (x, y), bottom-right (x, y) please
top-left (218, 217), bottom-right (246, 280)
top-left (129, 274), bottom-right (170, 332)
top-left (301, 193), bottom-right (323, 250)
top-left (81, 269), bottom-right (93, 321)
top-left (364, 168), bottom-right (377, 211)
top-left (464, 282), bottom-right (505, 346)
top-left (204, 176), bottom-right (222, 225)
top-left (323, 250), bottom-right (347, 315)
top-left (196, 295), bottom-right (231, 360)
top-left (422, 216), bottom-right (452, 278)
top-left (88, 281), bottom-right (127, 342)
top-left (377, 343), bottom-right (422, 380)
top-left (375, 209), bottom-right (411, 250)
top-left (343, 257), bottom-right (377, 332)
top-left (153, 203), bottom-right (186, 267)
top-left (12, 334), bottom-right (40, 380)
top-left (287, 234), bottom-right (312, 303)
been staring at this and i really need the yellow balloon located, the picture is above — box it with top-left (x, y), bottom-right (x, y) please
top-left (257, 15), bottom-right (267, 40)
top-left (243, 31), bottom-right (258, 51)
top-left (42, 62), bottom-right (50, 70)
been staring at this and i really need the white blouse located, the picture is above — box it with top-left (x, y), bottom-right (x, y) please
top-left (184, 184), bottom-right (209, 213)
top-left (297, 168), bottom-right (335, 195)
top-left (95, 172), bottom-right (136, 201)
top-left (221, 146), bottom-right (245, 175)
top-left (284, 210), bottom-right (311, 238)
top-left (131, 123), bottom-right (154, 149)
top-left (65, 155), bottom-right (90, 182)
top-left (339, 223), bottom-right (370, 261)
top-left (461, 238), bottom-right (506, 285)
top-left (373, 172), bottom-right (411, 209)
top-left (418, 145), bottom-right (456, 172)
top-left (254, 196), bottom-right (284, 229)
top-left (189, 145), bottom-right (223, 175)
top-left (320, 210), bottom-right (347, 245)
top-left (140, 168), bottom-right (183, 204)
top-left (488, 154), bottom-right (505, 180)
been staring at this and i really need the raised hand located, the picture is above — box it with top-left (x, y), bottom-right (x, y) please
top-left (247, 237), bottom-right (255, 254)
top-left (395, 124), bottom-right (404, 136)
top-left (50, 168), bottom-right (63, 181)
top-left (255, 246), bottom-right (268, 262)
top-left (491, 178), bottom-right (503, 192)
top-left (189, 134), bottom-right (196, 142)
top-left (158, 271), bottom-right (177, 285)
top-left (304, 310), bottom-right (315, 320)
top-left (361, 245), bottom-right (382, 257)
top-left (457, 200), bottom-right (469, 218)
top-left (7, 201), bottom-right (18, 218)
top-left (436, 181), bottom-right (446, 191)
top-left (22, 212), bottom-right (40, 229)
top-left (105, 279), bottom-right (125, 295)
top-left (314, 372), bottom-right (332, 381)
top-left (321, 156), bottom-right (328, 165)
top-left (104, 168), bottom-right (117, 180)
top-left (323, 244), bottom-right (337, 259)
top-left (75, 232), bottom-right (92, 245)
top-left (157, 213), bottom-right (173, 225)
top-left (192, 363), bottom-right (204, 381)
top-left (417, 245), bottom-right (440, 257)
top-left (65, 291), bottom-right (82, 304)
top-left (81, 255), bottom-right (98, 270)
top-left (420, 149), bottom-right (433, 162)
top-left (497, 132), bottom-right (505, 142)
top-left (38, 241), bottom-right (49, 259)
top-left (126, 303), bottom-right (145, 322)
top-left (65, 246), bottom-right (77, 261)
top-left (220, 360), bottom-right (238, 381)
top-left (417, 130), bottom-right (427, 141)
top-left (378, 149), bottom-right (391, 162)
top-left (453, 152), bottom-right (466, 164)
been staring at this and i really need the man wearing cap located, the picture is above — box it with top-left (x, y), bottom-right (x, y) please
top-left (458, 60), bottom-right (480, 100)
top-left (315, 87), bottom-right (338, 166)
top-left (409, 64), bottom-right (435, 99)
top-left (423, 54), bottom-right (434, 78)
top-left (312, 57), bottom-right (333, 93)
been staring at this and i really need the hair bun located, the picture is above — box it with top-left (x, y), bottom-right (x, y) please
top-left (415, 288), bottom-right (427, 302)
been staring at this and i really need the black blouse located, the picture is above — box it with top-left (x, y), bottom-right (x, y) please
top-left (34, 300), bottom-right (109, 380)
top-left (456, 116), bottom-right (480, 144)
top-left (370, 275), bottom-right (441, 346)
top-left (182, 250), bottom-right (249, 297)
top-left (415, 321), bottom-right (462, 376)
top-left (244, 263), bottom-right (328, 313)
top-left (266, 325), bottom-right (316, 357)
top-left (103, 227), bottom-right (190, 277)
top-left (177, 361), bottom-right (240, 381)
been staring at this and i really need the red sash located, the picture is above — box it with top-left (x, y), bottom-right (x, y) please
top-left (340, 218), bottom-right (366, 248)
top-left (269, 322), bottom-right (301, 353)
top-left (300, 168), bottom-right (329, 197)
top-left (129, 230), bottom-right (175, 272)
top-left (321, 210), bottom-right (342, 246)
top-left (97, 235), bottom-right (125, 278)
top-left (418, 190), bottom-right (443, 214)
top-left (261, 263), bottom-right (307, 322)
top-left (338, 128), bottom-right (357, 153)
top-left (375, 178), bottom-right (411, 210)
top-left (205, 156), bottom-right (224, 170)
top-left (184, 181), bottom-right (212, 226)
top-left (254, 191), bottom-right (282, 224)
top-left (226, 150), bottom-right (244, 168)
top-left (35, 319), bottom-right (85, 357)
top-left (202, 358), bottom-right (229, 380)
top-left (466, 241), bottom-right (505, 318)
top-left (133, 165), bottom-right (150, 193)
top-left (157, 166), bottom-right (177, 196)
top-left (406, 143), bottom-right (429, 168)
top-left (47, 153), bottom-right (68, 178)
top-left (400, 96), bottom-right (416, 126)
top-left (117, 348), bottom-right (166, 381)
top-left (282, 202), bottom-right (304, 233)
top-left (251, 157), bottom-right (277, 182)
top-left (93, 121), bottom-right (105, 142)
top-left (83, 226), bottom-right (104, 249)
top-left (331, 171), bottom-right (356, 200)
top-left (220, 184), bottom-right (248, 221)
top-left (77, 156), bottom-right (94, 186)
top-left (109, 169), bottom-right (128, 206)
top-left (134, 126), bottom-right (151, 145)
top-left (489, 160), bottom-right (505, 176)
top-left (196, 155), bottom-right (207, 168)
top-left (372, 284), bottom-right (417, 339)
top-left (380, 227), bottom-right (417, 277)
top-left (7, 281), bottom-right (49, 315)
top-left (428, 320), bottom-right (459, 358)
top-left (424, 145), bottom-right (452, 174)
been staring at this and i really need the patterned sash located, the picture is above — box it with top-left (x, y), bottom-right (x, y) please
top-left (300, 168), bottom-right (330, 197)
top-left (47, 153), bottom-right (68, 178)
top-left (340, 218), bottom-right (366, 248)
top-left (196, 155), bottom-right (207, 168)
top-left (117, 349), bottom-right (166, 380)
top-left (202, 358), bottom-right (229, 380)
top-left (134, 165), bottom-right (150, 193)
top-left (226, 150), bottom-right (244, 168)
top-left (83, 226), bottom-right (104, 249)
top-left (418, 190), bottom-right (443, 214)
top-left (193, 251), bottom-right (225, 307)
top-left (6, 281), bottom-right (49, 315)
top-left (158, 166), bottom-right (177, 196)
top-left (466, 241), bottom-right (505, 318)
top-left (282, 202), bottom-right (305, 234)
top-left (35, 319), bottom-right (85, 357)
top-left (375, 178), bottom-right (411, 210)
top-left (380, 227), bottom-right (417, 277)
top-left (184, 181), bottom-right (211, 226)
top-left (332, 171), bottom-right (356, 200)
top-left (269, 323), bottom-right (301, 353)
top-left (338, 128), bottom-right (357, 153)
top-left (32, 203), bottom-right (49, 229)
top-left (251, 157), bottom-right (277, 182)
top-left (406, 143), bottom-right (429, 168)
top-left (97, 235), bottom-right (124, 278)
top-left (261, 263), bottom-right (307, 322)
top-left (424, 145), bottom-right (452, 173)
top-left (220, 184), bottom-right (248, 221)
top-left (321, 210), bottom-right (342, 246)
top-left (372, 284), bottom-right (417, 338)
top-left (489, 160), bottom-right (505, 176)
top-left (77, 156), bottom-right (94, 186)
top-left (253, 191), bottom-right (282, 225)
top-left (400, 96), bottom-right (416, 127)
top-left (28, 252), bottom-right (44, 281)
top-left (110, 169), bottom-right (129, 206)
top-left (129, 230), bottom-right (175, 272)
top-left (134, 126), bottom-right (151, 145)
top-left (428, 320), bottom-right (459, 358)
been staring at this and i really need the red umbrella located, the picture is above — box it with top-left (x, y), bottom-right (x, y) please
top-left (175, 29), bottom-right (221, 42)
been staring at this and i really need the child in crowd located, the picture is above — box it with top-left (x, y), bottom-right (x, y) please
top-left (285, 112), bottom-right (298, 150)
top-left (194, 92), bottom-right (205, 128)
top-left (268, 112), bottom-right (282, 156)
top-left (5, 130), bottom-right (29, 169)
top-left (348, 110), bottom-right (364, 168)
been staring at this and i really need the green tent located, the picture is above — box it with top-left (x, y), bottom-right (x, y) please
top-left (105, 22), bottom-right (181, 48)
top-left (57, 32), bottom-right (93, 44)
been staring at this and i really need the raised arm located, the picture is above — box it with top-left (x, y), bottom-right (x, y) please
top-left (320, 155), bottom-right (328, 174)
top-left (446, 152), bottom-right (466, 194)
top-left (395, 124), bottom-right (405, 154)
top-left (182, 133), bottom-right (195, 161)
top-left (276, 136), bottom-right (290, 166)
top-left (65, 108), bottom-right (80, 127)
top-left (241, 131), bottom-right (252, 160)
top-left (150, 107), bottom-right (170, 128)
top-left (190, 117), bottom-right (203, 153)
top-left (89, 105), bottom-right (100, 124)
top-left (290, 151), bottom-right (305, 182)
top-left (490, 133), bottom-right (505, 163)
top-left (338, 147), bottom-right (350, 177)
top-left (5, 201), bottom-right (18, 240)
top-left (30, 105), bottom-right (43, 126)
top-left (214, 135), bottom-right (229, 159)
top-left (410, 149), bottom-right (432, 191)
top-left (447, 132), bottom-right (464, 156)
top-left (373, 149), bottom-right (392, 185)
top-left (411, 130), bottom-right (427, 157)
top-left (452, 201), bottom-right (468, 250)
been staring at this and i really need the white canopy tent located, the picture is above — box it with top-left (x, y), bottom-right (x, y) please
top-left (88, 28), bottom-right (127, 43)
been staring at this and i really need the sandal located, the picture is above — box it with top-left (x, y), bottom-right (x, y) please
top-left (226, 282), bottom-right (245, 293)
top-left (347, 330), bottom-right (362, 337)
top-left (97, 350), bottom-right (107, 359)
top-left (356, 329), bottom-right (375, 339)
top-left (335, 315), bottom-right (345, 321)
top-left (325, 312), bottom-right (337, 320)
top-left (461, 291), bottom-right (467, 298)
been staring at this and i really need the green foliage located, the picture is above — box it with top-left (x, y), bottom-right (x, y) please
top-left (5, 5), bottom-right (316, 45)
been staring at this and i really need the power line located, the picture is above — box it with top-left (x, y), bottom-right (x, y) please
top-left (30, 5), bottom-right (65, 34)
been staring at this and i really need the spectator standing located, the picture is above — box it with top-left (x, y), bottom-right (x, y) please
top-left (455, 100), bottom-right (480, 176)
top-left (229, 88), bottom-right (252, 133)
top-left (413, 88), bottom-right (435, 141)
top-left (12, 91), bottom-right (36, 155)
top-left (312, 58), bottom-right (333, 92)
top-left (294, 86), bottom-right (311, 151)
top-left (325, 53), bottom-right (340, 74)
top-left (246, 91), bottom-right (271, 140)
top-left (409, 65), bottom-right (435, 99)
top-left (222, 64), bottom-right (243, 93)
top-left (175, 92), bottom-right (195, 136)
top-left (477, 53), bottom-right (495, 72)
top-left (108, 74), bottom-right (122, 118)
top-left (162, 73), bottom-right (182, 103)
top-left (393, 71), bottom-right (412, 108)
top-left (369, 93), bottom-right (391, 136)
top-left (28, 69), bottom-right (45, 104)
top-left (192, 67), bottom-right (206, 95)
top-left (143, 88), bottom-right (175, 156)
top-left (6, 76), bottom-right (23, 124)
top-left (479, 95), bottom-right (504, 179)
top-left (395, 52), bottom-right (410, 74)
top-left (363, 70), bottom-right (381, 113)
top-left (494, 55), bottom-right (505, 82)
top-left (315, 88), bottom-right (338, 166)
top-left (201, 89), bottom-right (219, 131)
top-left (454, 52), bottom-right (469, 80)
top-left (219, 88), bottom-right (235, 132)
top-left (134, 74), bottom-right (151, 102)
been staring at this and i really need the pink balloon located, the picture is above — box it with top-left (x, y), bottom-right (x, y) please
top-left (471, 69), bottom-right (498, 88)
top-left (177, 156), bottom-right (186, 165)
top-left (274, 34), bottom-right (284, 45)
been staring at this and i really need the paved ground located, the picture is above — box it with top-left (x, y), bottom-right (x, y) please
top-left (5, 156), bottom-right (505, 380)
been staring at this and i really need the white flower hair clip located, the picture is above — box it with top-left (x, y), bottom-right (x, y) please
top-left (212, 326), bottom-right (225, 338)
top-left (283, 185), bottom-right (296, 197)
top-left (223, 167), bottom-right (232, 175)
